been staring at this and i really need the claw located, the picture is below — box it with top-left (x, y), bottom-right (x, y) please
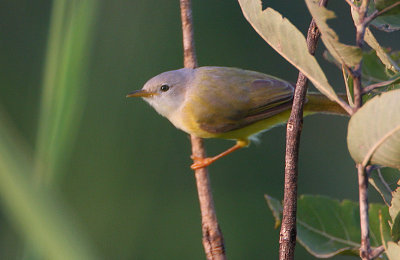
top-left (189, 140), bottom-right (248, 170)
top-left (190, 155), bottom-right (200, 160)
top-left (190, 157), bottom-right (214, 170)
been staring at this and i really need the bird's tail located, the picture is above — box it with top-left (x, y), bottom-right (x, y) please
top-left (304, 92), bottom-right (349, 116)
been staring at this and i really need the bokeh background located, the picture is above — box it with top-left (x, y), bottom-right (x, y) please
top-left (0, 0), bottom-right (394, 259)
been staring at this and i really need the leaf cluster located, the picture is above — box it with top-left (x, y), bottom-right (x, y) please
top-left (239, 0), bottom-right (400, 258)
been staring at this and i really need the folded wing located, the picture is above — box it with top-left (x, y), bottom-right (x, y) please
top-left (187, 67), bottom-right (294, 134)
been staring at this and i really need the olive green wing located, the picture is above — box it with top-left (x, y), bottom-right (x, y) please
top-left (245, 78), bottom-right (294, 118)
top-left (188, 67), bottom-right (294, 134)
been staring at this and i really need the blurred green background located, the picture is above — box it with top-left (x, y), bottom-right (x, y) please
top-left (0, 0), bottom-right (393, 259)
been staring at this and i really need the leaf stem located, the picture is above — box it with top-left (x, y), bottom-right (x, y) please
top-left (279, 1), bottom-right (327, 258)
top-left (341, 64), bottom-right (355, 107)
top-left (179, 1), bottom-right (226, 259)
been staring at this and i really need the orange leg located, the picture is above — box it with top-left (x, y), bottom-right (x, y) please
top-left (190, 140), bottom-right (249, 170)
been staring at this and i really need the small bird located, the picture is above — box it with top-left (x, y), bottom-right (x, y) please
top-left (127, 66), bottom-right (347, 169)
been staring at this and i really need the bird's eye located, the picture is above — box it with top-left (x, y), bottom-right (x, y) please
top-left (160, 84), bottom-right (170, 92)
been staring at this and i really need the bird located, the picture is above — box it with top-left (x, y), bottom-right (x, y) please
top-left (127, 66), bottom-right (347, 169)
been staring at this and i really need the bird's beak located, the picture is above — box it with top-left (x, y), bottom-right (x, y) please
top-left (126, 89), bottom-right (157, 98)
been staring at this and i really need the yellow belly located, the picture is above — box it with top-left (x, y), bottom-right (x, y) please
top-left (174, 107), bottom-right (292, 141)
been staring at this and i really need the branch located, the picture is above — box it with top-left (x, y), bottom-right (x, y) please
top-left (362, 78), bottom-right (399, 94)
top-left (353, 0), bottom-right (370, 108)
top-left (279, 1), bottom-right (327, 259)
top-left (180, 0), bottom-right (197, 69)
top-left (351, 1), bottom-right (374, 258)
top-left (179, 1), bottom-right (226, 259)
top-left (370, 245), bottom-right (385, 259)
top-left (377, 168), bottom-right (393, 194)
top-left (364, 1), bottom-right (400, 27)
top-left (358, 164), bottom-right (371, 259)
top-left (344, 0), bottom-right (359, 11)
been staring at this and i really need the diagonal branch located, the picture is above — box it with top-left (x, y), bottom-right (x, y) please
top-left (362, 78), bottom-right (400, 94)
top-left (279, 1), bottom-right (328, 259)
top-left (179, 1), bottom-right (226, 259)
top-left (363, 1), bottom-right (400, 27)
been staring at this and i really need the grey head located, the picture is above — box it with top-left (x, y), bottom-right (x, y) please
top-left (127, 68), bottom-right (194, 119)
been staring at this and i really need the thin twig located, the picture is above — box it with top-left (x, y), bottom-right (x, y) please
top-left (179, 1), bottom-right (226, 259)
top-left (370, 245), bottom-right (385, 259)
top-left (180, 0), bottom-right (197, 69)
top-left (362, 78), bottom-right (399, 94)
top-left (364, 1), bottom-right (400, 26)
top-left (358, 164), bottom-right (371, 259)
top-left (377, 168), bottom-right (393, 195)
top-left (279, 1), bottom-right (327, 258)
top-left (365, 164), bottom-right (380, 176)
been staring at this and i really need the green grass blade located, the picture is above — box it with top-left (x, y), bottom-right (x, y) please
top-left (0, 110), bottom-right (98, 260)
top-left (35, 0), bottom-right (99, 184)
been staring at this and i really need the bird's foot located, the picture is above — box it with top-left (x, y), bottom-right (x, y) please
top-left (190, 155), bottom-right (215, 170)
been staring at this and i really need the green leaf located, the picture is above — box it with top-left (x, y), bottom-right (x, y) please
top-left (374, 0), bottom-right (400, 15)
top-left (381, 204), bottom-right (400, 260)
top-left (382, 168), bottom-right (400, 191)
top-left (264, 194), bottom-right (282, 229)
top-left (364, 28), bottom-right (400, 73)
top-left (363, 50), bottom-right (399, 85)
top-left (352, 1), bottom-right (400, 32)
top-left (381, 209), bottom-right (393, 248)
top-left (305, 0), bottom-right (362, 67)
top-left (391, 213), bottom-right (400, 241)
top-left (370, 0), bottom-right (400, 32)
top-left (347, 89), bottom-right (400, 169)
top-left (390, 187), bottom-right (400, 223)
top-left (361, 50), bottom-right (400, 102)
top-left (368, 169), bottom-right (392, 206)
top-left (296, 195), bottom-right (389, 257)
top-left (0, 110), bottom-right (98, 260)
top-left (391, 192), bottom-right (400, 220)
top-left (238, 0), bottom-right (341, 104)
top-left (387, 241), bottom-right (400, 260)
top-left (380, 210), bottom-right (395, 260)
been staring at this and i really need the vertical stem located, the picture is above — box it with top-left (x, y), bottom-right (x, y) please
top-left (358, 164), bottom-right (370, 259)
top-left (353, 0), bottom-right (369, 108)
top-left (179, 1), bottom-right (226, 259)
top-left (353, 1), bottom-right (371, 258)
top-left (279, 1), bottom-right (327, 259)
top-left (356, 0), bottom-right (370, 46)
top-left (180, 0), bottom-right (197, 69)
top-left (191, 136), bottom-right (226, 260)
